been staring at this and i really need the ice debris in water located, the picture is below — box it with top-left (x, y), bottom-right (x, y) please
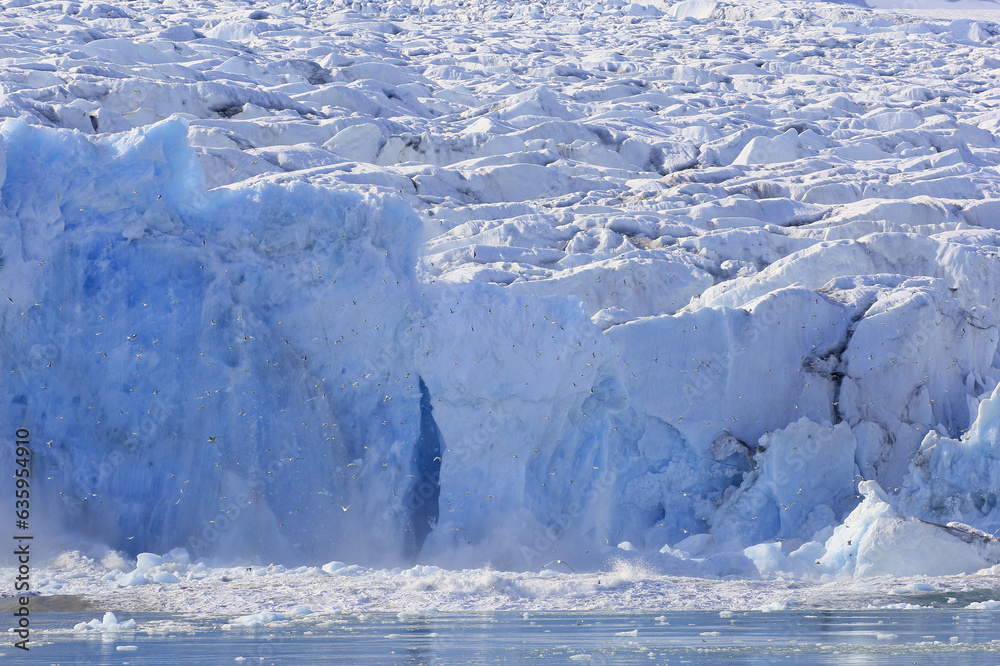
top-left (73, 612), bottom-right (137, 632)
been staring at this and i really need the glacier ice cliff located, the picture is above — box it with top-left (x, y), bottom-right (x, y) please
top-left (3, 0), bottom-right (1000, 580)
top-left (3, 117), bottom-right (999, 575)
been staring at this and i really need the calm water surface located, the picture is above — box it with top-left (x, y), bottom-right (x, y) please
top-left (8, 610), bottom-right (1000, 664)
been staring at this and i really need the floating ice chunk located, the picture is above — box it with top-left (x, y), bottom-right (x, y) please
top-left (967, 600), bottom-right (1000, 609)
top-left (74, 612), bottom-right (137, 632)
top-left (891, 582), bottom-right (936, 593)
top-left (397, 608), bottom-right (438, 620)
top-left (224, 611), bottom-right (290, 629)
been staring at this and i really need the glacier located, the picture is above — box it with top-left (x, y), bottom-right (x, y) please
top-left (2, 0), bottom-right (1000, 603)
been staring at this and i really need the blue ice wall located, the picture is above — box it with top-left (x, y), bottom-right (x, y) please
top-left (0, 118), bottom-right (786, 570)
top-left (0, 118), bottom-right (425, 564)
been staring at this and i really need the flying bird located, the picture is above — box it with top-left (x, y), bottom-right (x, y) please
top-left (543, 559), bottom-right (575, 572)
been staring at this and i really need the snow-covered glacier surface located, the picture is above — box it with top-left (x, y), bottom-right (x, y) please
top-left (5, 0), bottom-right (1000, 614)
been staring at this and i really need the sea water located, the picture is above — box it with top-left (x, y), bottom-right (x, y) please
top-left (10, 610), bottom-right (1000, 664)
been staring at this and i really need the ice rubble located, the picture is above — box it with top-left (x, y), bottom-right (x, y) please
top-left (0, 0), bottom-right (1000, 582)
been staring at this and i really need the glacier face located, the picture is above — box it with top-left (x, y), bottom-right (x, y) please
top-left (1, 0), bottom-right (1000, 578)
top-left (1, 119), bottom-right (428, 564)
